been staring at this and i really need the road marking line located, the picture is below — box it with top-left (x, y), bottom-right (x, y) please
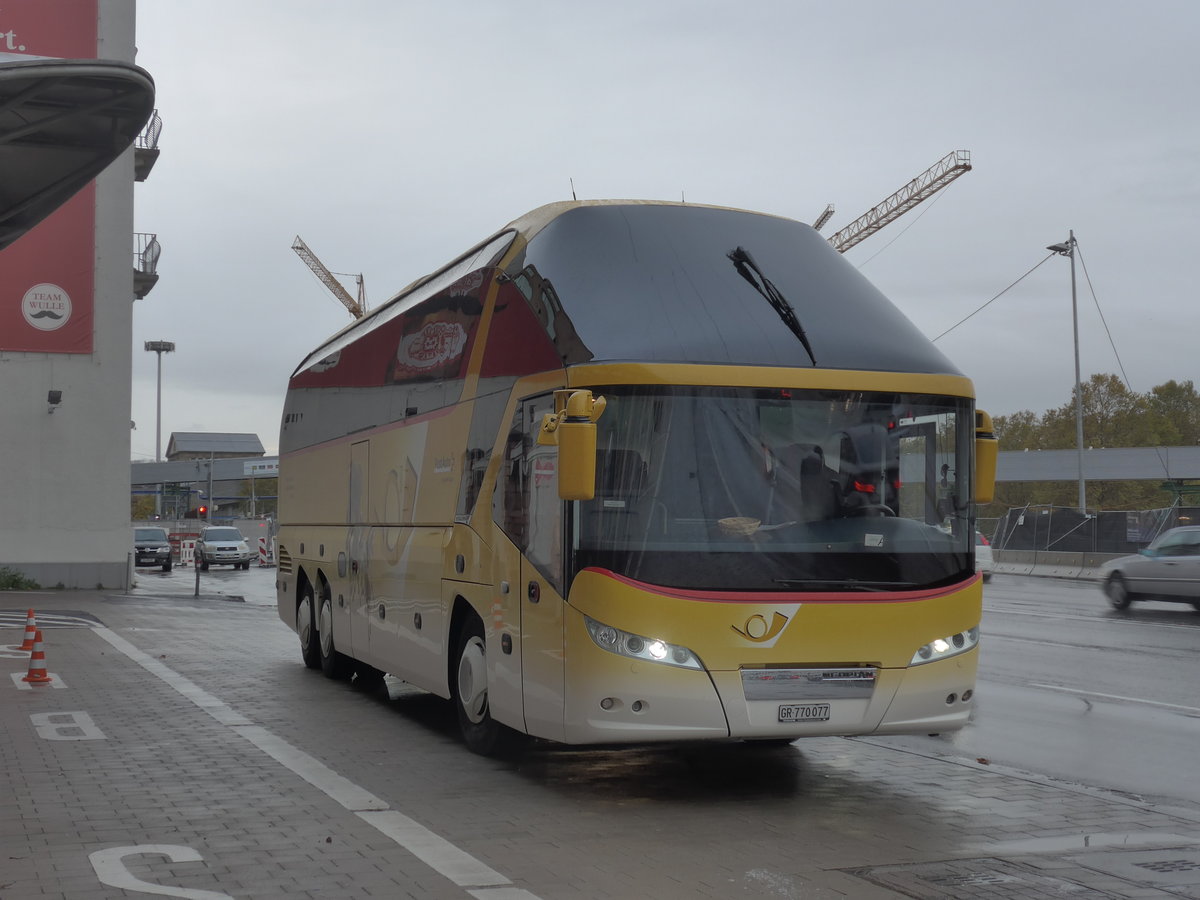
top-left (234, 725), bottom-right (388, 812)
top-left (359, 811), bottom-right (510, 888)
top-left (0, 612), bottom-right (98, 628)
top-left (1030, 682), bottom-right (1200, 714)
top-left (987, 605), bottom-right (1200, 630)
top-left (90, 626), bottom-right (531, 897)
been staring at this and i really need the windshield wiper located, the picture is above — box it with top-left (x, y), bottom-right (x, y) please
top-left (728, 246), bottom-right (817, 365)
top-left (773, 578), bottom-right (917, 592)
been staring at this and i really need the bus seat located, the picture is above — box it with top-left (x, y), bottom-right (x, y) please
top-left (595, 449), bottom-right (647, 502)
top-left (586, 449), bottom-right (668, 541)
top-left (780, 443), bottom-right (838, 522)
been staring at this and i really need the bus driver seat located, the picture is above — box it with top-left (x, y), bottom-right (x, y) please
top-left (775, 443), bottom-right (839, 523)
top-left (588, 449), bottom-right (666, 541)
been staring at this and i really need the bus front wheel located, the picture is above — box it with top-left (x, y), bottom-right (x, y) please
top-left (298, 584), bottom-right (320, 669)
top-left (454, 616), bottom-right (513, 756)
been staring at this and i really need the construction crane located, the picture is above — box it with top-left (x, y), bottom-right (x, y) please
top-left (826, 150), bottom-right (972, 253)
top-left (291, 235), bottom-right (368, 319)
top-left (811, 204), bottom-right (836, 232)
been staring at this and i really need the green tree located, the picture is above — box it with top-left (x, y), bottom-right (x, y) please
top-left (986, 373), bottom-right (1189, 513)
top-left (1147, 379), bottom-right (1200, 445)
top-left (993, 409), bottom-right (1043, 451)
top-left (131, 495), bottom-right (156, 520)
top-left (239, 476), bottom-right (278, 517)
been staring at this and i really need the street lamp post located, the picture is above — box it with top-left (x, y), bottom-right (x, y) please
top-left (144, 340), bottom-right (175, 515)
top-left (1046, 233), bottom-right (1086, 512)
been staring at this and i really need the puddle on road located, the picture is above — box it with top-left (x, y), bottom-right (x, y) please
top-left (130, 563), bottom-right (278, 605)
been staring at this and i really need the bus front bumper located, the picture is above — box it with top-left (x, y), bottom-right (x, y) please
top-left (562, 640), bottom-right (977, 745)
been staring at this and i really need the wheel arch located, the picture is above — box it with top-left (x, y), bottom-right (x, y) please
top-left (292, 566), bottom-right (334, 615)
top-left (447, 594), bottom-right (481, 692)
top-left (292, 566), bottom-right (313, 618)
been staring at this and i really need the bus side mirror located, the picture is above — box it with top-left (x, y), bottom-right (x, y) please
top-left (975, 409), bottom-right (997, 504)
top-left (538, 390), bottom-right (607, 501)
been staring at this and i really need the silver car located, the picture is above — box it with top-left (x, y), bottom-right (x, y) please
top-left (1100, 525), bottom-right (1200, 612)
top-left (195, 526), bottom-right (253, 570)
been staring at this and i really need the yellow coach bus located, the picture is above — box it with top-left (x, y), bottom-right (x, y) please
top-left (276, 200), bottom-right (998, 755)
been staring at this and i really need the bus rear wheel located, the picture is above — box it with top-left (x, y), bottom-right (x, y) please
top-left (454, 616), bottom-right (515, 756)
top-left (318, 589), bottom-right (353, 679)
top-left (298, 584), bottom-right (320, 669)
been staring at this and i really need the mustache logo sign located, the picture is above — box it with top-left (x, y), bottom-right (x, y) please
top-left (21, 283), bottom-right (72, 332)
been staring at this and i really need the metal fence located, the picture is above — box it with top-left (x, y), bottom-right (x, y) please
top-left (136, 109), bottom-right (162, 150)
top-left (984, 505), bottom-right (1200, 554)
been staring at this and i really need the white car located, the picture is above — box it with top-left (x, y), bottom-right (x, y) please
top-left (195, 526), bottom-right (253, 570)
top-left (1099, 525), bottom-right (1200, 612)
top-left (975, 531), bottom-right (994, 582)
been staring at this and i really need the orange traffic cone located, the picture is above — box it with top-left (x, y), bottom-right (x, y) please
top-left (21, 630), bottom-right (52, 685)
top-left (18, 608), bottom-right (37, 651)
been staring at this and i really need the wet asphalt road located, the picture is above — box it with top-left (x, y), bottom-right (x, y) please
top-left (129, 563), bottom-right (1200, 811)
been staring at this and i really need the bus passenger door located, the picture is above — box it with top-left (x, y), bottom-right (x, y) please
top-left (520, 527), bottom-right (565, 742)
top-left (495, 394), bottom-right (567, 742)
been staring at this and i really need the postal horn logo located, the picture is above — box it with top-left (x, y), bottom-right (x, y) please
top-left (22, 283), bottom-right (72, 331)
top-left (732, 611), bottom-right (791, 646)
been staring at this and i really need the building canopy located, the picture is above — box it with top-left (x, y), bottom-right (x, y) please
top-left (0, 54), bottom-right (155, 251)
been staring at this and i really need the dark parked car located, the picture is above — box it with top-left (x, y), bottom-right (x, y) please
top-left (195, 526), bottom-right (253, 570)
top-left (1100, 525), bottom-right (1200, 611)
top-left (133, 526), bottom-right (172, 571)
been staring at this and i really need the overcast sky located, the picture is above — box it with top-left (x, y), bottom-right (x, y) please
top-left (129, 1), bottom-right (1200, 459)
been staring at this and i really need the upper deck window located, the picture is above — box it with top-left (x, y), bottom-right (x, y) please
top-left (509, 204), bottom-right (962, 375)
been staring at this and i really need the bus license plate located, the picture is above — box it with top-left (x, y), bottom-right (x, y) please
top-left (778, 703), bottom-right (830, 722)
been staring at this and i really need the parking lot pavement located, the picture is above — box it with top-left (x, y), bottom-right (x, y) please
top-left (128, 558), bottom-right (279, 606)
top-left (4, 587), bottom-right (1200, 899)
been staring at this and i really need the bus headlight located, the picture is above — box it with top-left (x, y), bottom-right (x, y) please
top-left (584, 615), bottom-right (703, 670)
top-left (910, 626), bottom-right (979, 666)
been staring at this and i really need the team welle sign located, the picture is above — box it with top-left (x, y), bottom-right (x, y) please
top-left (0, 0), bottom-right (99, 354)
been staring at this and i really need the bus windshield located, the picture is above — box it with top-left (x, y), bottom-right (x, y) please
top-left (572, 386), bottom-right (974, 592)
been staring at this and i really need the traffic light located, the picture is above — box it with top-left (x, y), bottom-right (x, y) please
top-left (183, 504), bottom-right (209, 520)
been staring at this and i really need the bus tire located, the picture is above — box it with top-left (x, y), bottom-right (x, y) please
top-left (298, 583), bottom-right (321, 669)
top-left (318, 589), bottom-right (353, 679)
top-left (454, 616), bottom-right (514, 756)
top-left (1106, 573), bottom-right (1133, 611)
